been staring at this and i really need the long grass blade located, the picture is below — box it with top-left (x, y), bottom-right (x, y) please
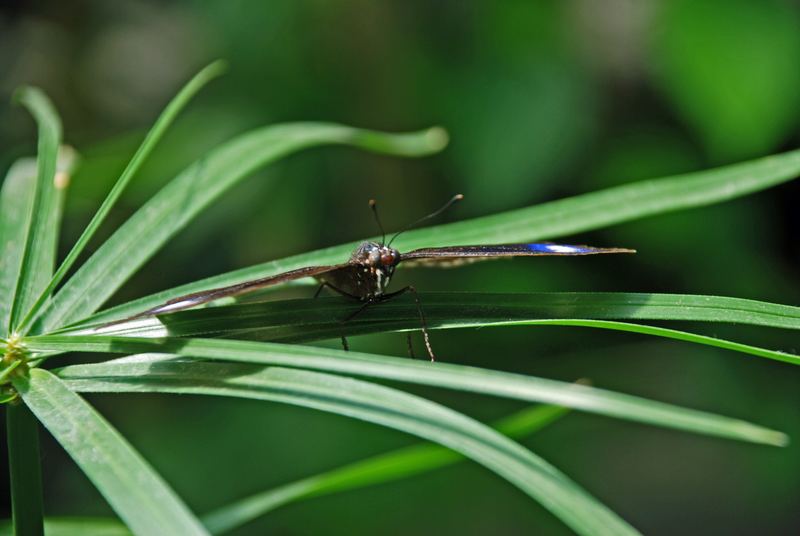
top-left (40, 337), bottom-right (788, 446)
top-left (202, 404), bottom-right (568, 534)
top-left (517, 319), bottom-right (799, 365)
top-left (0, 158), bottom-right (38, 333)
top-left (65, 293), bottom-right (800, 366)
top-left (7, 88), bottom-right (62, 333)
top-left (15, 61), bottom-right (227, 335)
top-left (12, 369), bottom-right (209, 536)
top-left (41, 147), bottom-right (78, 294)
top-left (34, 124), bottom-right (447, 334)
top-left (55, 356), bottom-right (640, 535)
top-left (403, 148), bottom-right (800, 247)
top-left (0, 517), bottom-right (130, 535)
top-left (75, 148), bottom-right (800, 327)
top-left (0, 150), bottom-right (78, 334)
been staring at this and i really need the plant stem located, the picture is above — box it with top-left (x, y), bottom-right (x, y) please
top-left (7, 402), bottom-right (44, 536)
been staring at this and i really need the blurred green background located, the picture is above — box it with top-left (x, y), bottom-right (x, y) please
top-left (1, 1), bottom-right (799, 534)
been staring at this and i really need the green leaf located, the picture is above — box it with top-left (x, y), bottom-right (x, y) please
top-left (42, 146), bottom-right (79, 292)
top-left (6, 402), bottom-right (44, 536)
top-left (202, 404), bottom-right (568, 534)
top-left (16, 61), bottom-right (226, 335)
top-left (0, 158), bottom-right (38, 334)
top-left (56, 356), bottom-right (640, 535)
top-left (34, 123), bottom-right (447, 334)
top-left (65, 292), bottom-right (800, 365)
top-left (77, 147), bottom-right (800, 328)
top-left (522, 319), bottom-right (799, 366)
top-left (650, 0), bottom-right (800, 160)
top-left (12, 369), bottom-right (209, 536)
top-left (0, 517), bottom-right (130, 536)
top-left (7, 87), bottom-right (62, 334)
top-left (42, 337), bottom-right (789, 446)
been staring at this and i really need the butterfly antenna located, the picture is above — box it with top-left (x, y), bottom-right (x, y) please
top-left (388, 194), bottom-right (464, 247)
top-left (369, 199), bottom-right (387, 246)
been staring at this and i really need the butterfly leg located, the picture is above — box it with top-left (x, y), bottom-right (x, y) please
top-left (312, 282), bottom-right (360, 351)
top-left (343, 299), bottom-right (373, 322)
top-left (314, 282), bottom-right (359, 300)
top-left (342, 298), bottom-right (424, 360)
top-left (335, 300), bottom-right (377, 352)
top-left (313, 283), bottom-right (326, 299)
top-left (406, 333), bottom-right (417, 360)
top-left (379, 285), bottom-right (435, 362)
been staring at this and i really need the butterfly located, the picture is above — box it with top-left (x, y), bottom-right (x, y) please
top-left (124, 195), bottom-right (634, 360)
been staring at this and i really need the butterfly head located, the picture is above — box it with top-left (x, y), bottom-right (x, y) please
top-left (354, 241), bottom-right (400, 270)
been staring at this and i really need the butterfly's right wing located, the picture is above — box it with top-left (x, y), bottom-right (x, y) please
top-left (137, 264), bottom-right (346, 318)
top-left (400, 243), bottom-right (635, 268)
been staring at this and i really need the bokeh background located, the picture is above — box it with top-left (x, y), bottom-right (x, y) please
top-left (1, 1), bottom-right (799, 534)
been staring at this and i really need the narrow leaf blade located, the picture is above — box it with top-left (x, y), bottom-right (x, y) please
top-left (0, 158), bottom-right (38, 333)
top-left (67, 292), bottom-right (800, 366)
top-left (12, 369), bottom-right (209, 536)
top-left (57, 357), bottom-right (640, 536)
top-left (8, 87), bottom-right (62, 333)
top-left (42, 337), bottom-right (789, 446)
top-left (0, 517), bottom-right (130, 536)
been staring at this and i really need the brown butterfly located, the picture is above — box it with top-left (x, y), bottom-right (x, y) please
top-left (124, 195), bottom-right (634, 360)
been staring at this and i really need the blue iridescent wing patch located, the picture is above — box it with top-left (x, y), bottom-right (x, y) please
top-left (522, 243), bottom-right (634, 254)
top-left (400, 243), bottom-right (635, 267)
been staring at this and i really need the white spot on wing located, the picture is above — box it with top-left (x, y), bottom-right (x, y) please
top-left (155, 299), bottom-right (199, 313)
top-left (80, 318), bottom-right (168, 337)
top-left (545, 245), bottom-right (581, 253)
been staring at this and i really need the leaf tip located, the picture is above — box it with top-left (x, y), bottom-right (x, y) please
top-left (424, 127), bottom-right (449, 152)
top-left (202, 59), bottom-right (229, 78)
top-left (771, 432), bottom-right (790, 448)
top-left (10, 85), bottom-right (34, 106)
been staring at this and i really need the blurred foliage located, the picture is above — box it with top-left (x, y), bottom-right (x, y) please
top-left (650, 0), bottom-right (800, 161)
top-left (1, 1), bottom-right (798, 534)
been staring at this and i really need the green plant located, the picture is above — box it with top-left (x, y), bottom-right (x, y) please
top-left (1, 61), bottom-right (798, 535)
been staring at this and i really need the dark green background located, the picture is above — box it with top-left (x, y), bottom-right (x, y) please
top-left (1, 1), bottom-right (799, 534)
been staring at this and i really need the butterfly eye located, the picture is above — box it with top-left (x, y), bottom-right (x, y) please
top-left (380, 252), bottom-right (396, 266)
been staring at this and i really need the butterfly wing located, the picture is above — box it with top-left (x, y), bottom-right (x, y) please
top-left (400, 243), bottom-right (635, 267)
top-left (139, 264), bottom-right (346, 317)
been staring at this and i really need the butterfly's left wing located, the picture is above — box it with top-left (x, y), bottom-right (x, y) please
top-left (400, 243), bottom-right (635, 267)
top-left (115, 264), bottom-right (346, 323)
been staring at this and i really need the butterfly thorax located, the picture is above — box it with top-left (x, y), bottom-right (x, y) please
top-left (316, 241), bottom-right (400, 300)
